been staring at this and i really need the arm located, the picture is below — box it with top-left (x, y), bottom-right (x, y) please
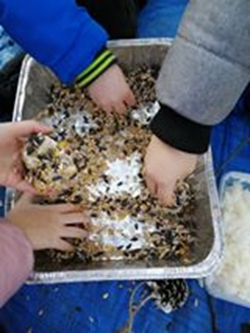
top-left (0, 220), bottom-right (33, 307)
top-left (0, 0), bottom-right (107, 84)
top-left (1, 194), bottom-right (89, 307)
top-left (145, 0), bottom-right (250, 204)
top-left (153, 0), bottom-right (250, 153)
top-left (0, 0), bottom-right (135, 113)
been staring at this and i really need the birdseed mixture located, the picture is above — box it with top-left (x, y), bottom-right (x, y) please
top-left (22, 66), bottom-right (198, 265)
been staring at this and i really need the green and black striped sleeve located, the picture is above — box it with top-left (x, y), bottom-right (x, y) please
top-left (75, 47), bottom-right (117, 88)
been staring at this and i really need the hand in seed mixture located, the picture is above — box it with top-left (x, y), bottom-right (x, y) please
top-left (144, 135), bottom-right (198, 206)
top-left (7, 194), bottom-right (89, 251)
top-left (87, 65), bottom-right (136, 114)
top-left (0, 121), bottom-right (51, 193)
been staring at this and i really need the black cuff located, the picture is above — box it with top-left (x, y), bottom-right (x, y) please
top-left (150, 104), bottom-right (211, 154)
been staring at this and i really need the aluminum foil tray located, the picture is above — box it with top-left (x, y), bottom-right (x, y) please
top-left (205, 172), bottom-right (250, 308)
top-left (5, 39), bottom-right (223, 283)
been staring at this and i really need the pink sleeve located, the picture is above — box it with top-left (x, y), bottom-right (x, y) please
top-left (0, 220), bottom-right (34, 307)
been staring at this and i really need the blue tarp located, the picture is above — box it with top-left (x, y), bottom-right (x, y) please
top-left (138, 0), bottom-right (189, 38)
top-left (0, 27), bottom-right (22, 72)
top-left (1, 1), bottom-right (250, 332)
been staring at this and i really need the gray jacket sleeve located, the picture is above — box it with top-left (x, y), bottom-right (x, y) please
top-left (151, 0), bottom-right (250, 153)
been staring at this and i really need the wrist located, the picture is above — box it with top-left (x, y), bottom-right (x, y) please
top-left (75, 47), bottom-right (117, 88)
top-left (150, 104), bottom-right (211, 154)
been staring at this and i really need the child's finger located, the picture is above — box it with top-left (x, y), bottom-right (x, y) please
top-left (144, 173), bottom-right (157, 196)
top-left (14, 179), bottom-right (37, 194)
top-left (156, 183), bottom-right (176, 207)
top-left (125, 89), bottom-right (136, 106)
top-left (11, 120), bottom-right (52, 138)
top-left (60, 227), bottom-right (88, 239)
top-left (60, 212), bottom-right (89, 225)
top-left (101, 103), bottom-right (113, 114)
top-left (16, 193), bottom-right (34, 206)
top-left (50, 203), bottom-right (80, 213)
top-left (55, 239), bottom-right (74, 252)
top-left (114, 102), bottom-right (126, 115)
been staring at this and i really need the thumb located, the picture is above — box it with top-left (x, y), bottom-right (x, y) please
top-left (14, 179), bottom-right (37, 195)
top-left (11, 120), bottom-right (52, 138)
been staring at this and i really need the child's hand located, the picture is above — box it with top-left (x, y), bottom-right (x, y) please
top-left (0, 121), bottom-right (51, 193)
top-left (144, 135), bottom-right (198, 206)
top-left (87, 64), bottom-right (136, 114)
top-left (7, 194), bottom-right (89, 251)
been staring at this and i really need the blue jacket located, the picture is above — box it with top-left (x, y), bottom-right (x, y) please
top-left (0, 0), bottom-right (108, 84)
